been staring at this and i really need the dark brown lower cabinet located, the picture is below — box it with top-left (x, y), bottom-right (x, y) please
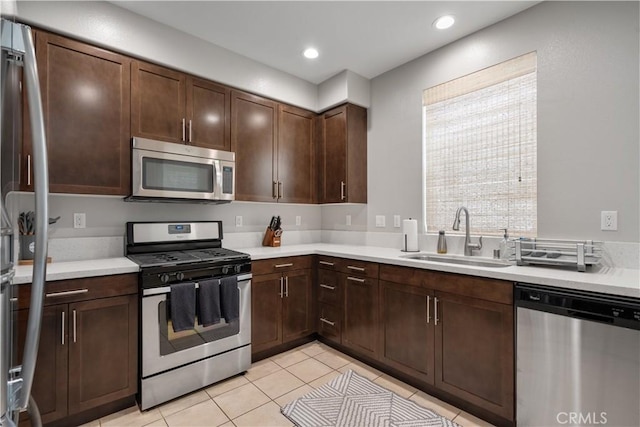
top-left (379, 281), bottom-right (434, 384)
top-left (16, 306), bottom-right (68, 423)
top-left (378, 269), bottom-right (514, 422)
top-left (251, 267), bottom-right (314, 355)
top-left (67, 296), bottom-right (138, 415)
top-left (16, 275), bottom-right (138, 426)
top-left (342, 274), bottom-right (378, 359)
top-left (434, 291), bottom-right (514, 421)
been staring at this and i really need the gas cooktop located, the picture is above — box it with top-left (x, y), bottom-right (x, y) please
top-left (127, 247), bottom-right (249, 268)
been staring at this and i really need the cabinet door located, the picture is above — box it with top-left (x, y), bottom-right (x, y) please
top-left (379, 281), bottom-right (435, 385)
top-left (251, 273), bottom-right (283, 354)
top-left (231, 91), bottom-right (277, 202)
top-left (32, 31), bottom-right (131, 195)
top-left (17, 305), bottom-right (68, 424)
top-left (277, 105), bottom-right (315, 203)
top-left (320, 106), bottom-right (347, 203)
top-left (282, 269), bottom-right (314, 342)
top-left (186, 77), bottom-right (230, 150)
top-left (434, 291), bottom-right (514, 421)
top-left (131, 61), bottom-right (186, 143)
top-left (342, 274), bottom-right (378, 359)
top-left (67, 295), bottom-right (138, 415)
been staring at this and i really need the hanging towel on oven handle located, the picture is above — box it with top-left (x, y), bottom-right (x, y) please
top-left (198, 278), bottom-right (222, 326)
top-left (220, 275), bottom-right (240, 322)
top-left (170, 282), bottom-right (196, 332)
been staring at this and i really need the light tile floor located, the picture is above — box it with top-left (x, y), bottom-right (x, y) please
top-left (85, 341), bottom-right (495, 427)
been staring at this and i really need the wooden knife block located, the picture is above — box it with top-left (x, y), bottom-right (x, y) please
top-left (262, 227), bottom-right (281, 247)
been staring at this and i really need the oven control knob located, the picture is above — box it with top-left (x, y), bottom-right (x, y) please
top-left (234, 265), bottom-right (242, 274)
top-left (222, 266), bottom-right (230, 275)
top-left (159, 273), bottom-right (170, 284)
top-left (176, 272), bottom-right (185, 281)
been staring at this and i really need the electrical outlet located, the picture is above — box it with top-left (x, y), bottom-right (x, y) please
top-left (73, 213), bottom-right (86, 229)
top-left (235, 216), bottom-right (243, 227)
top-left (375, 215), bottom-right (386, 228)
top-left (295, 215), bottom-right (301, 226)
top-left (346, 215), bottom-right (352, 226)
top-left (393, 215), bottom-right (401, 228)
top-left (601, 211), bottom-right (617, 231)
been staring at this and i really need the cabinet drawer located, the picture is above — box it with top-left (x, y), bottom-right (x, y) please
top-left (317, 256), bottom-right (340, 271)
top-left (16, 274), bottom-right (138, 310)
top-left (337, 259), bottom-right (379, 278)
top-left (252, 256), bottom-right (313, 275)
top-left (318, 302), bottom-right (341, 342)
top-left (318, 269), bottom-right (342, 306)
top-left (342, 274), bottom-right (377, 288)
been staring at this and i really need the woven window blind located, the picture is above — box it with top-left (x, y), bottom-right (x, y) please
top-left (423, 52), bottom-right (537, 237)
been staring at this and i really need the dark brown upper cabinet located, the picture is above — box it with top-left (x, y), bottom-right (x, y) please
top-left (231, 90), bottom-right (278, 202)
top-left (131, 61), bottom-right (231, 150)
top-left (277, 104), bottom-right (315, 203)
top-left (231, 91), bottom-right (316, 203)
top-left (318, 103), bottom-right (367, 203)
top-left (27, 31), bottom-right (131, 195)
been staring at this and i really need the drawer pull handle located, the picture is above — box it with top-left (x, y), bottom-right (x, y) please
top-left (434, 297), bottom-right (439, 326)
top-left (319, 261), bottom-right (334, 266)
top-left (46, 289), bottom-right (89, 298)
top-left (279, 277), bottom-right (284, 298)
top-left (347, 265), bottom-right (365, 272)
top-left (274, 263), bottom-right (294, 268)
top-left (320, 317), bottom-right (335, 326)
top-left (319, 284), bottom-right (336, 290)
top-left (347, 276), bottom-right (366, 283)
top-left (284, 276), bottom-right (289, 297)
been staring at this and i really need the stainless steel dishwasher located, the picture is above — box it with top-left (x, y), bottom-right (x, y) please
top-left (516, 284), bottom-right (640, 427)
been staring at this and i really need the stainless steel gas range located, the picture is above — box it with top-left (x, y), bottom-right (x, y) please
top-left (126, 221), bottom-right (251, 410)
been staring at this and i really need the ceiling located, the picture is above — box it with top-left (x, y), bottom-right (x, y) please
top-left (111, 1), bottom-right (539, 84)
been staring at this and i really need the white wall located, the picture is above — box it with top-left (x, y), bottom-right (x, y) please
top-left (343, 1), bottom-right (638, 243)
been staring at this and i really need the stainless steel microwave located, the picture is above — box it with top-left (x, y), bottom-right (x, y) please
top-left (126, 137), bottom-right (235, 204)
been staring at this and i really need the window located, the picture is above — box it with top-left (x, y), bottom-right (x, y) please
top-left (422, 52), bottom-right (537, 237)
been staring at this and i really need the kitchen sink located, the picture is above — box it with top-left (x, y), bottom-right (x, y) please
top-left (401, 253), bottom-right (512, 268)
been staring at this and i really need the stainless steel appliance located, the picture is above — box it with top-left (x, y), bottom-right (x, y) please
top-left (1, 18), bottom-right (49, 427)
top-left (516, 284), bottom-right (640, 427)
top-left (126, 137), bottom-right (235, 204)
top-left (126, 221), bottom-right (251, 410)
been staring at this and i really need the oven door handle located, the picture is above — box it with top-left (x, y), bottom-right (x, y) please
top-left (142, 273), bottom-right (252, 296)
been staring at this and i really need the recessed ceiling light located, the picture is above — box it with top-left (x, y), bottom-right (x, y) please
top-left (303, 48), bottom-right (319, 59)
top-left (433, 15), bottom-right (455, 30)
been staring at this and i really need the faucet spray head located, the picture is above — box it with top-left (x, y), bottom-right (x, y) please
top-left (452, 217), bottom-right (460, 230)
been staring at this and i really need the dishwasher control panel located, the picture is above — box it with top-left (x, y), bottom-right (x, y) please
top-left (516, 283), bottom-right (640, 330)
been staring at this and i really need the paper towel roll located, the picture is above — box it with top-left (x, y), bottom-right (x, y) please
top-left (402, 219), bottom-right (419, 252)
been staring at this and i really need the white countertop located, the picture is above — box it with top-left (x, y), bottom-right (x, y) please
top-left (13, 257), bottom-right (139, 284)
top-left (12, 243), bottom-right (640, 298)
top-left (244, 244), bottom-right (640, 298)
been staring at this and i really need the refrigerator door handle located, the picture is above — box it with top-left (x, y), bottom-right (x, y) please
top-left (15, 22), bottom-right (49, 413)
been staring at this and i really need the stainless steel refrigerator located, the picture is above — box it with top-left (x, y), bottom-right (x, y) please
top-left (1, 16), bottom-right (49, 427)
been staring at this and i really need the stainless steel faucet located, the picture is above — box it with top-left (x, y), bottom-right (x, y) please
top-left (452, 206), bottom-right (483, 256)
